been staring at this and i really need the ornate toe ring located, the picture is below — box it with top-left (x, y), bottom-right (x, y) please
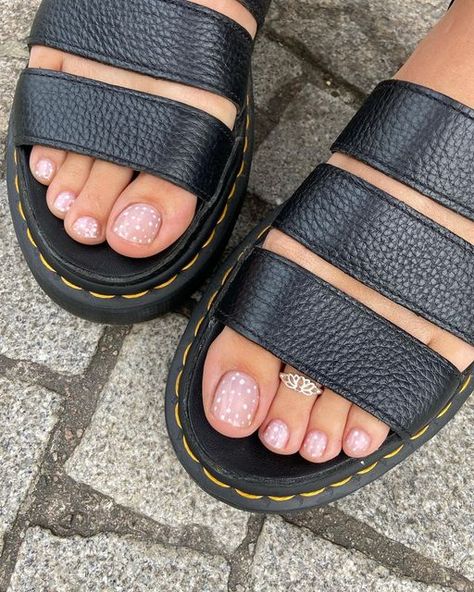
top-left (279, 372), bottom-right (324, 398)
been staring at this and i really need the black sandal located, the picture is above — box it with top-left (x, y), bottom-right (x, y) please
top-left (6, 0), bottom-right (270, 323)
top-left (166, 79), bottom-right (474, 512)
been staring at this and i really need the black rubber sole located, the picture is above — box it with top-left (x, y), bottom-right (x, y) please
top-left (6, 108), bottom-right (254, 325)
top-left (165, 215), bottom-right (474, 513)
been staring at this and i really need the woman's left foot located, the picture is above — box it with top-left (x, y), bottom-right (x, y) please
top-left (202, 0), bottom-right (474, 462)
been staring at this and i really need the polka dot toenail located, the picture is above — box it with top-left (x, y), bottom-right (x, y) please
top-left (72, 216), bottom-right (101, 240)
top-left (113, 203), bottom-right (162, 245)
top-left (54, 191), bottom-right (76, 214)
top-left (211, 371), bottom-right (259, 428)
top-left (35, 158), bottom-right (55, 182)
top-left (262, 420), bottom-right (289, 450)
top-left (302, 430), bottom-right (328, 459)
top-left (345, 428), bottom-right (371, 454)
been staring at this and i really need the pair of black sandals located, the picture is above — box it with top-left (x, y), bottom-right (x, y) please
top-left (7, 0), bottom-right (474, 512)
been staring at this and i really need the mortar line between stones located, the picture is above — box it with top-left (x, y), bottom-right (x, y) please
top-left (282, 512), bottom-right (473, 592)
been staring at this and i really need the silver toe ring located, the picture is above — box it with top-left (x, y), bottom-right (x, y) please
top-left (279, 372), bottom-right (324, 398)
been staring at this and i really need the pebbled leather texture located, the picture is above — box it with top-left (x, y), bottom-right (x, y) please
top-left (332, 79), bottom-right (474, 221)
top-left (14, 69), bottom-right (233, 202)
top-left (275, 164), bottom-right (474, 345)
top-left (238, 0), bottom-right (272, 28)
top-left (216, 248), bottom-right (461, 437)
top-left (29, 0), bottom-right (254, 107)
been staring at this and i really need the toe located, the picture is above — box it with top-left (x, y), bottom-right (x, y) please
top-left (30, 146), bottom-right (67, 186)
top-left (202, 327), bottom-right (281, 438)
top-left (46, 153), bottom-right (94, 218)
top-left (300, 389), bottom-right (352, 463)
top-left (106, 173), bottom-right (197, 258)
top-left (259, 367), bottom-right (318, 455)
top-left (342, 405), bottom-right (390, 458)
top-left (64, 160), bottom-right (133, 244)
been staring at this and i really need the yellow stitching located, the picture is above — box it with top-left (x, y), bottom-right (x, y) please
top-left (61, 277), bottom-right (82, 291)
top-left (203, 468), bottom-right (231, 489)
top-left (206, 291), bottom-right (218, 311)
top-left (217, 204), bottom-right (228, 224)
top-left (357, 462), bottom-right (378, 475)
top-left (175, 370), bottom-right (183, 397)
top-left (39, 254), bottom-right (56, 273)
top-left (182, 343), bottom-right (192, 365)
top-left (154, 275), bottom-right (179, 290)
top-left (175, 403), bottom-right (182, 429)
top-left (194, 317), bottom-right (205, 337)
top-left (383, 444), bottom-right (404, 459)
top-left (330, 476), bottom-right (353, 488)
top-left (235, 489), bottom-right (263, 500)
top-left (257, 225), bottom-right (271, 240)
top-left (122, 291), bottom-right (149, 299)
top-left (221, 267), bottom-right (233, 286)
top-left (436, 401), bottom-right (453, 418)
top-left (301, 488), bottom-right (326, 497)
top-left (460, 375), bottom-right (471, 393)
top-left (410, 425), bottom-right (429, 440)
top-left (181, 254), bottom-right (199, 271)
top-left (268, 495), bottom-right (295, 501)
top-left (89, 292), bottom-right (115, 299)
top-left (16, 95), bottom-right (251, 299)
top-left (26, 228), bottom-right (37, 248)
top-left (183, 436), bottom-right (199, 463)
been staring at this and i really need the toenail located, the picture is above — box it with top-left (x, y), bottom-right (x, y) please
top-left (345, 428), bottom-right (371, 454)
top-left (211, 370), bottom-right (259, 428)
top-left (72, 216), bottom-right (101, 240)
top-left (302, 430), bottom-right (328, 459)
top-left (35, 158), bottom-right (55, 182)
top-left (54, 191), bottom-right (76, 214)
top-left (113, 203), bottom-right (161, 245)
top-left (262, 419), bottom-right (289, 450)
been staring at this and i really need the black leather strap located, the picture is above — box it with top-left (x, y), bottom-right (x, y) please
top-left (29, 0), bottom-right (253, 106)
top-left (332, 80), bottom-right (474, 221)
top-left (216, 249), bottom-right (461, 436)
top-left (238, 0), bottom-right (271, 28)
top-left (14, 69), bottom-right (233, 202)
top-left (275, 164), bottom-right (474, 345)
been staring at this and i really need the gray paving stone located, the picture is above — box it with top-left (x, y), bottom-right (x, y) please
top-left (337, 397), bottom-right (474, 579)
top-left (252, 34), bottom-right (303, 111)
top-left (0, 377), bottom-right (60, 554)
top-left (66, 315), bottom-right (250, 552)
top-left (251, 517), bottom-right (445, 592)
top-left (9, 527), bottom-right (229, 591)
top-left (0, 184), bottom-right (105, 373)
top-left (268, 0), bottom-right (446, 94)
top-left (250, 83), bottom-right (356, 205)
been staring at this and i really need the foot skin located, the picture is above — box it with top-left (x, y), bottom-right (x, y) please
top-left (28, 0), bottom-right (257, 258)
top-left (203, 0), bottom-right (474, 463)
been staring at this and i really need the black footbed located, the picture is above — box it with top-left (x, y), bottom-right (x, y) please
top-left (165, 214), bottom-right (474, 512)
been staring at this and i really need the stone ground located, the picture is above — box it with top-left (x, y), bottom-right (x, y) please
top-left (0, 1), bottom-right (472, 590)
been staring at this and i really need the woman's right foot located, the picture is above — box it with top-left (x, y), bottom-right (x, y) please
top-left (202, 0), bottom-right (474, 462)
top-left (28, 0), bottom-right (257, 258)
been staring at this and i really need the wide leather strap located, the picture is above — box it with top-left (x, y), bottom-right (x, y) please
top-left (29, 0), bottom-right (254, 106)
top-left (216, 248), bottom-right (461, 437)
top-left (274, 164), bottom-right (474, 345)
top-left (14, 69), bottom-right (233, 202)
top-left (238, 0), bottom-right (272, 28)
top-left (332, 80), bottom-right (474, 221)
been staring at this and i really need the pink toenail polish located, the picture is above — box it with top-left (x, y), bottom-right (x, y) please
top-left (54, 191), bottom-right (76, 214)
top-left (72, 216), bottom-right (101, 240)
top-left (302, 430), bottom-right (328, 459)
top-left (262, 419), bottom-right (289, 450)
top-left (211, 371), bottom-right (259, 428)
top-left (113, 203), bottom-right (161, 245)
top-left (345, 428), bottom-right (371, 454)
top-left (35, 158), bottom-right (55, 182)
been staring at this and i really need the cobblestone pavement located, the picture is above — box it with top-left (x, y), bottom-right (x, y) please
top-left (0, 1), bottom-right (473, 590)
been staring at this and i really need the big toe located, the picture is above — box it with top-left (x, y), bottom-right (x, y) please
top-left (202, 327), bottom-right (281, 438)
top-left (106, 173), bottom-right (198, 258)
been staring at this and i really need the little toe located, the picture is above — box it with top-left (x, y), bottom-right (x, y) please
top-left (202, 327), bottom-right (281, 438)
top-left (46, 153), bottom-right (94, 218)
top-left (300, 389), bottom-right (352, 463)
top-left (259, 367), bottom-right (317, 455)
top-left (64, 160), bottom-right (133, 245)
top-left (30, 146), bottom-right (67, 186)
top-left (342, 405), bottom-right (390, 458)
top-left (106, 173), bottom-right (197, 258)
